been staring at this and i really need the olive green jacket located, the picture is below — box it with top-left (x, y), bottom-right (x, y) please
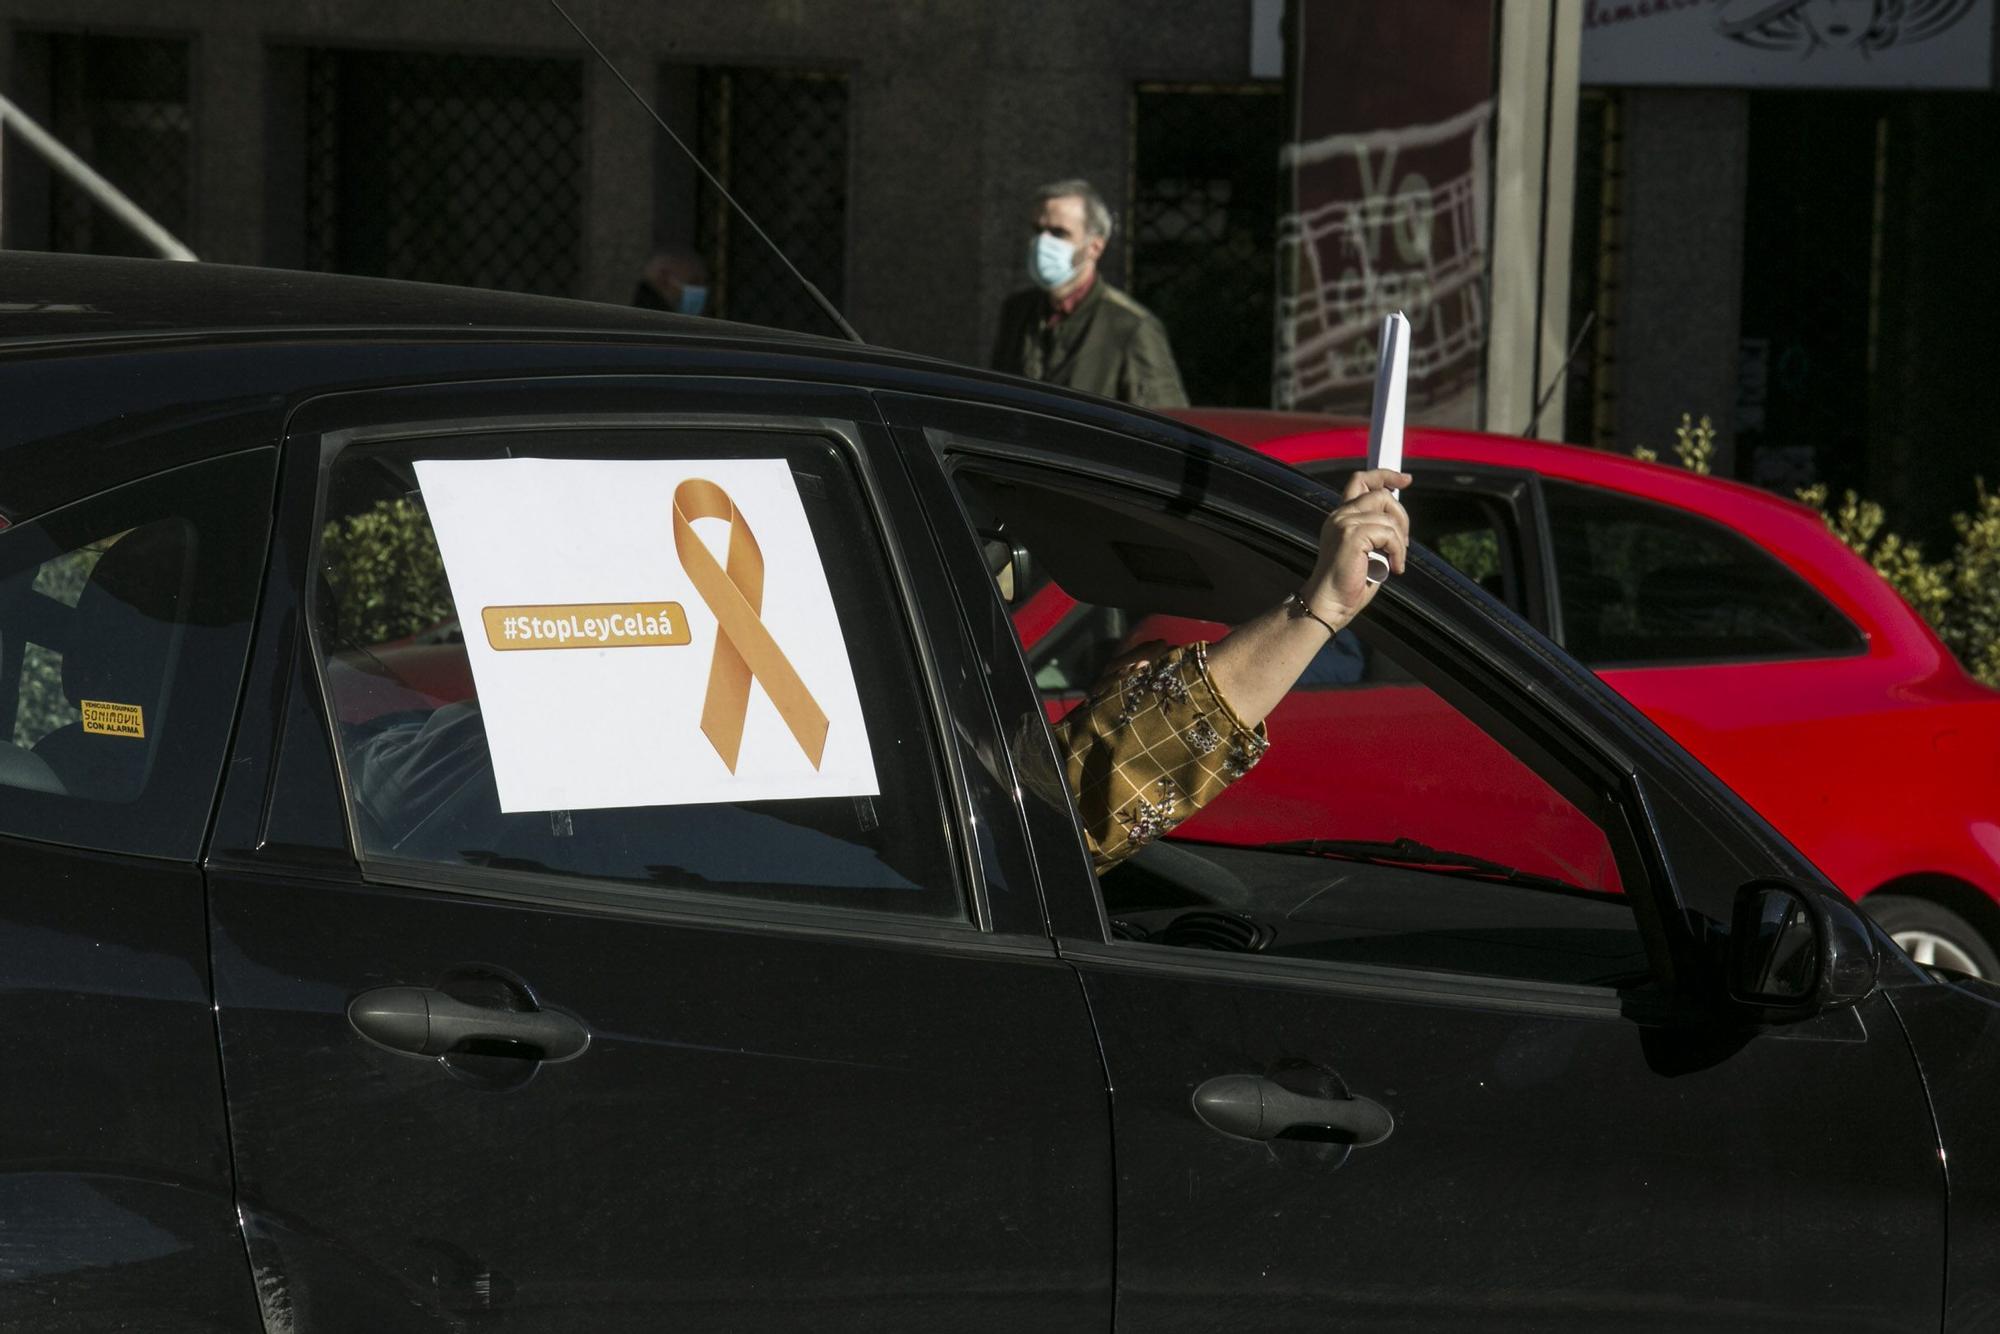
top-left (990, 279), bottom-right (1189, 409)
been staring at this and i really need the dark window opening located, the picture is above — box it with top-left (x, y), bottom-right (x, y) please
top-left (303, 48), bottom-right (584, 297)
top-left (690, 67), bottom-right (849, 338)
top-left (8, 33), bottom-right (191, 259)
top-left (1131, 83), bottom-right (1285, 408)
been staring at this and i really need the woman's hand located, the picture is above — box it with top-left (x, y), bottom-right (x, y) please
top-left (1298, 468), bottom-right (1412, 629)
top-left (1199, 469), bottom-right (1411, 728)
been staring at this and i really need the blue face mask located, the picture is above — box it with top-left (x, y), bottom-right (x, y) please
top-left (1029, 234), bottom-right (1077, 291)
top-left (676, 284), bottom-right (708, 316)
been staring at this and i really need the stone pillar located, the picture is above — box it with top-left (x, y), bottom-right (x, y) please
top-left (582, 46), bottom-right (656, 306)
top-left (1484, 0), bottom-right (1584, 440)
top-left (195, 28), bottom-right (263, 265)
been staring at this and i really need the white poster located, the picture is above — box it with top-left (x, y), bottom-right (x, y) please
top-left (414, 457), bottom-right (879, 813)
top-left (1582, 0), bottom-right (1993, 88)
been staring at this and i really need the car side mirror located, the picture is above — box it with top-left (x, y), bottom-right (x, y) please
top-left (1729, 880), bottom-right (1879, 1018)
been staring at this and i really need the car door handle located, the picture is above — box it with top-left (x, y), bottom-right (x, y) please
top-left (348, 986), bottom-right (590, 1063)
top-left (1192, 1074), bottom-right (1394, 1146)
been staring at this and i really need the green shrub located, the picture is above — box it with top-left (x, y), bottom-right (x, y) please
top-left (1436, 529), bottom-right (1501, 585)
top-left (319, 498), bottom-right (455, 646)
top-left (1794, 484), bottom-right (1954, 628)
top-left (1629, 412), bottom-right (1716, 475)
top-left (1944, 483), bottom-right (2000, 686)
top-left (1789, 482), bottom-right (2000, 687)
top-left (11, 540), bottom-right (110, 747)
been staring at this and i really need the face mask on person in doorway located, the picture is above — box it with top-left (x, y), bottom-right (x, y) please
top-left (676, 284), bottom-right (708, 316)
top-left (1028, 233), bottom-right (1077, 291)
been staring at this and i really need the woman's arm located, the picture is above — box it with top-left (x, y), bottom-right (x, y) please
top-left (1204, 467), bottom-right (1410, 724)
top-left (1052, 468), bottom-right (1410, 871)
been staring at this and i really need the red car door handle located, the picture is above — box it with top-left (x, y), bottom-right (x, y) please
top-left (1192, 1074), bottom-right (1394, 1146)
top-left (348, 986), bottom-right (590, 1063)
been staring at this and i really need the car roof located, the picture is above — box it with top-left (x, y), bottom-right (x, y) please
top-left (0, 250), bottom-right (833, 347)
top-left (0, 254), bottom-right (1324, 531)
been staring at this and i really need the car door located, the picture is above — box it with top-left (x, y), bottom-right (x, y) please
top-left (204, 377), bottom-right (1110, 1332)
top-left (0, 449), bottom-right (274, 1329)
top-left (887, 391), bottom-right (1945, 1332)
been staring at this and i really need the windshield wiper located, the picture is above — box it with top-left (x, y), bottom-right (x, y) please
top-left (1253, 836), bottom-right (1592, 895)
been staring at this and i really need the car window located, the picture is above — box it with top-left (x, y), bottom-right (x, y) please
top-left (312, 429), bottom-right (965, 923)
top-left (1543, 478), bottom-right (1865, 666)
top-left (1400, 487), bottom-right (1526, 613)
top-left (0, 451), bottom-right (273, 858)
top-left (950, 454), bottom-right (1648, 991)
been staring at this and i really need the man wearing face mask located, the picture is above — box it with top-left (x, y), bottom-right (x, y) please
top-left (990, 178), bottom-right (1188, 409)
top-left (632, 245), bottom-right (709, 316)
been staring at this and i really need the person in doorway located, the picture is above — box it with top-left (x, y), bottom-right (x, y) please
top-left (990, 178), bottom-right (1189, 409)
top-left (633, 244), bottom-right (709, 315)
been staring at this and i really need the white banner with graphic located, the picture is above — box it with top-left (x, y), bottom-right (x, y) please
top-left (1583, 0), bottom-right (1993, 88)
top-left (415, 456), bottom-right (879, 813)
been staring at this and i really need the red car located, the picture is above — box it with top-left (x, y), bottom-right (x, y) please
top-left (1014, 410), bottom-right (2000, 976)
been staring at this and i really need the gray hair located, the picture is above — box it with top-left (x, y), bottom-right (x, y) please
top-left (1035, 178), bottom-right (1115, 241)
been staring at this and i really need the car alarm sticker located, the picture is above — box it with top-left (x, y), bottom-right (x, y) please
top-left (80, 700), bottom-right (144, 738)
top-left (414, 457), bottom-right (879, 813)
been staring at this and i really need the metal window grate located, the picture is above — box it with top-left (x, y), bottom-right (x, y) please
top-left (39, 34), bottom-right (191, 257)
top-left (1130, 83), bottom-right (1285, 408)
top-left (695, 68), bottom-right (848, 337)
top-left (304, 49), bottom-right (584, 297)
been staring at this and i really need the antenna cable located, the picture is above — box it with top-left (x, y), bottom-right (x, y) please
top-left (547, 0), bottom-right (864, 344)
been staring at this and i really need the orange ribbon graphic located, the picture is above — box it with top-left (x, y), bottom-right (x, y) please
top-left (672, 478), bottom-right (830, 772)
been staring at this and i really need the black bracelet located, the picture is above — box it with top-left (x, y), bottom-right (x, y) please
top-left (1286, 591), bottom-right (1341, 636)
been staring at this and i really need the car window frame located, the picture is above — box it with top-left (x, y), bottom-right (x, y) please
top-left (294, 405), bottom-right (1012, 944)
top-left (955, 451), bottom-right (1671, 990)
top-left (880, 392), bottom-right (1691, 1012)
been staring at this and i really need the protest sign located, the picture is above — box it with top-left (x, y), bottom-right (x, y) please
top-left (415, 456), bottom-right (879, 813)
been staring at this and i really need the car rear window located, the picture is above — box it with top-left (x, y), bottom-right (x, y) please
top-left (0, 451), bottom-right (272, 858)
top-left (1544, 479), bottom-right (1865, 667)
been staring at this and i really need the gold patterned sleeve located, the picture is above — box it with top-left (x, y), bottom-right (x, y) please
top-left (1052, 641), bottom-right (1270, 873)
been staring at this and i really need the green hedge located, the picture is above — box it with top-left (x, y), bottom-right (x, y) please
top-left (1799, 480), bottom-right (2000, 687)
top-left (319, 498), bottom-right (455, 646)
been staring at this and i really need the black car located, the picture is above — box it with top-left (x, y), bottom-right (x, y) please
top-left (2, 252), bottom-right (1996, 1332)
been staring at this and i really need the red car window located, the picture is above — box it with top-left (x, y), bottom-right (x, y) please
top-left (1543, 479), bottom-right (1863, 667)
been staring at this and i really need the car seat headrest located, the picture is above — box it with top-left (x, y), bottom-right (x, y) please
top-left (61, 521), bottom-right (194, 710)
